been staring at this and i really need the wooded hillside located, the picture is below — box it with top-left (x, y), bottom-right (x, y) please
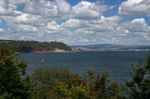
top-left (0, 40), bottom-right (72, 53)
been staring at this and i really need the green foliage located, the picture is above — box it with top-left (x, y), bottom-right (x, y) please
top-left (85, 68), bottom-right (126, 99)
top-left (29, 67), bottom-right (126, 99)
top-left (126, 55), bottom-right (150, 99)
top-left (0, 48), bottom-right (30, 99)
top-left (0, 40), bottom-right (72, 53)
top-left (71, 85), bottom-right (90, 99)
top-left (29, 67), bottom-right (77, 99)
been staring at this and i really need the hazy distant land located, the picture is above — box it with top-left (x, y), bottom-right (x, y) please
top-left (72, 44), bottom-right (150, 51)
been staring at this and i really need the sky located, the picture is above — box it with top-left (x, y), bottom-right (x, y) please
top-left (0, 0), bottom-right (150, 45)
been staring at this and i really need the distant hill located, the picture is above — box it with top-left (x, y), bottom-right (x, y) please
top-left (0, 40), bottom-right (72, 53)
top-left (72, 44), bottom-right (150, 51)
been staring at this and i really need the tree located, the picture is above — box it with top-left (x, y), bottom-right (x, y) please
top-left (29, 67), bottom-right (77, 99)
top-left (0, 40), bottom-right (72, 53)
top-left (85, 68), bottom-right (126, 99)
top-left (0, 48), bottom-right (30, 99)
top-left (126, 55), bottom-right (150, 99)
top-left (30, 67), bottom-right (126, 99)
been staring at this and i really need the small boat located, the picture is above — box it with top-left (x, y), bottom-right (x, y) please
top-left (40, 59), bottom-right (45, 63)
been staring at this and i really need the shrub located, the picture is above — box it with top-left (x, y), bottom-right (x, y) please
top-left (126, 55), bottom-right (150, 99)
top-left (0, 48), bottom-right (30, 99)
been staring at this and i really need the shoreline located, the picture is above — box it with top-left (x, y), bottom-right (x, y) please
top-left (18, 50), bottom-right (150, 54)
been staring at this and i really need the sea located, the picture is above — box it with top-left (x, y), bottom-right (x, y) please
top-left (19, 51), bottom-right (150, 83)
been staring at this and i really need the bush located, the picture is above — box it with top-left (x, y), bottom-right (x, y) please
top-left (29, 67), bottom-right (77, 99)
top-left (0, 48), bottom-right (30, 99)
top-left (29, 67), bottom-right (126, 99)
top-left (126, 55), bottom-right (150, 99)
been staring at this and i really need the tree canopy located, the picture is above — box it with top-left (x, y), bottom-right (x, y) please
top-left (0, 40), bottom-right (72, 53)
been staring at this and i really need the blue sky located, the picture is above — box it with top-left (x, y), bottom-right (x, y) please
top-left (0, 0), bottom-right (150, 45)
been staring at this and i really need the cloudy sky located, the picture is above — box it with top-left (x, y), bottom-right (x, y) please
top-left (0, 0), bottom-right (150, 45)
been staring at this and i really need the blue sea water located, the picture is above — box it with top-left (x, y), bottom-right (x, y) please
top-left (19, 51), bottom-right (149, 82)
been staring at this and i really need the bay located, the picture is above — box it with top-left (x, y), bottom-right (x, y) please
top-left (19, 51), bottom-right (150, 82)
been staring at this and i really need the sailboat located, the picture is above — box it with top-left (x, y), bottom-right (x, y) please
top-left (40, 58), bottom-right (45, 63)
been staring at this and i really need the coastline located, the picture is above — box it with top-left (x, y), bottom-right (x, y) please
top-left (31, 49), bottom-right (150, 54)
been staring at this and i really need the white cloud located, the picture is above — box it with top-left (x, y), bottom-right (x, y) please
top-left (118, 18), bottom-right (150, 44)
top-left (25, 0), bottom-right (58, 17)
top-left (14, 13), bottom-right (42, 24)
top-left (71, 1), bottom-right (104, 19)
top-left (0, 28), bottom-right (4, 32)
top-left (56, 0), bottom-right (71, 15)
top-left (0, 0), bottom-right (23, 18)
top-left (10, 0), bottom-right (30, 4)
top-left (8, 23), bottom-right (38, 33)
top-left (0, 0), bottom-right (14, 15)
top-left (62, 19), bottom-right (86, 29)
top-left (126, 18), bottom-right (149, 32)
top-left (119, 0), bottom-right (150, 17)
top-left (46, 21), bottom-right (60, 32)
